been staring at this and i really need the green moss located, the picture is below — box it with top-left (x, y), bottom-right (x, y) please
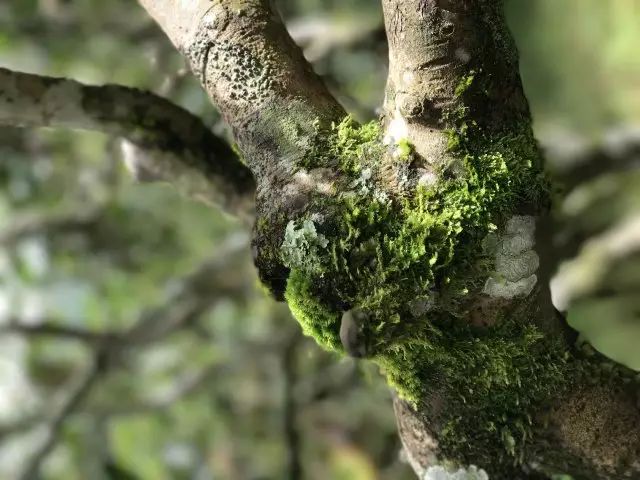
top-left (281, 75), bottom-right (558, 469)
top-left (305, 116), bottom-right (382, 174)
top-left (284, 268), bottom-right (341, 351)
top-left (376, 314), bottom-right (572, 464)
top-left (395, 138), bottom-right (414, 161)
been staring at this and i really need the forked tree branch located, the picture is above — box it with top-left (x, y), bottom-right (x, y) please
top-left (0, 67), bottom-right (255, 219)
top-left (137, 0), bottom-right (346, 296)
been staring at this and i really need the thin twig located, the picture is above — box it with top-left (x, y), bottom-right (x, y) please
top-left (18, 352), bottom-right (107, 480)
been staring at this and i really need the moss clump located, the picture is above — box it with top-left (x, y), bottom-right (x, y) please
top-left (378, 315), bottom-right (573, 469)
top-left (284, 268), bottom-right (341, 350)
top-left (305, 115), bottom-right (382, 175)
top-left (281, 74), bottom-right (560, 468)
top-left (285, 112), bottom-right (548, 349)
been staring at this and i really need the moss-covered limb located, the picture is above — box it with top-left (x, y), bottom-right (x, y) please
top-left (268, 28), bottom-right (640, 480)
top-left (274, 106), bottom-right (573, 475)
top-left (138, 2), bottom-right (640, 477)
top-left (355, 1), bottom-right (640, 477)
top-left (381, 0), bottom-right (531, 178)
top-left (0, 67), bottom-right (255, 219)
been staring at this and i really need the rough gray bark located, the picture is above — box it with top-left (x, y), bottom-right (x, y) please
top-left (138, 0), bottom-right (346, 294)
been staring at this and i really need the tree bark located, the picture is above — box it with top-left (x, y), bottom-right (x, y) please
top-left (7, 0), bottom-right (639, 478)
top-left (380, 1), bottom-right (640, 479)
top-left (134, 1), bottom-right (640, 478)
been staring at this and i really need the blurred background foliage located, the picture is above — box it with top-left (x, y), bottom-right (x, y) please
top-left (0, 0), bottom-right (639, 479)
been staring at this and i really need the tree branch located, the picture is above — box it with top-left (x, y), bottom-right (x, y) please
top-left (0, 67), bottom-right (255, 219)
top-left (18, 353), bottom-right (106, 480)
top-left (137, 1), bottom-right (344, 175)
top-left (136, 1), bottom-right (348, 297)
top-left (378, 2), bottom-right (640, 480)
top-left (381, 0), bottom-right (529, 167)
top-left (0, 204), bottom-right (103, 247)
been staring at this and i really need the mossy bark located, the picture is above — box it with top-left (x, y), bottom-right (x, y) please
top-left (138, 1), bottom-right (640, 478)
top-left (378, 1), bottom-right (640, 479)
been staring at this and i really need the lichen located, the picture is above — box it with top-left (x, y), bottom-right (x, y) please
top-left (279, 73), bottom-right (562, 470)
top-left (280, 218), bottom-right (328, 276)
top-left (423, 465), bottom-right (489, 480)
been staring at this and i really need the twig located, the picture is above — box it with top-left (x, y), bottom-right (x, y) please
top-left (18, 352), bottom-right (107, 480)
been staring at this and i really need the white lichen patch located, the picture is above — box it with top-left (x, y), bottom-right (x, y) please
top-left (350, 166), bottom-right (373, 194)
top-left (423, 465), bottom-right (489, 480)
top-left (482, 215), bottom-right (539, 299)
top-left (384, 108), bottom-right (409, 148)
top-left (281, 219), bottom-right (328, 275)
top-left (286, 168), bottom-right (336, 196)
top-left (417, 169), bottom-right (438, 187)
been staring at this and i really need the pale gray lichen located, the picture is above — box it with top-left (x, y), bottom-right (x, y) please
top-left (409, 293), bottom-right (437, 317)
top-left (280, 219), bottom-right (328, 275)
top-left (423, 465), bottom-right (489, 480)
top-left (482, 215), bottom-right (539, 299)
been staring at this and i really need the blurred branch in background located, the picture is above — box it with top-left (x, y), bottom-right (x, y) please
top-left (288, 15), bottom-right (384, 63)
top-left (286, 13), bottom-right (387, 120)
top-left (2, 232), bottom-right (250, 478)
top-left (544, 126), bottom-right (640, 371)
top-left (18, 352), bottom-right (107, 480)
top-left (0, 68), bottom-right (255, 220)
top-left (0, 205), bottom-right (105, 248)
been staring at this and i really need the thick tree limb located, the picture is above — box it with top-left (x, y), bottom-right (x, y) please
top-left (380, 2), bottom-right (640, 479)
top-left (137, 0), bottom-right (344, 179)
top-left (136, 0), bottom-right (348, 295)
top-left (0, 67), bottom-right (255, 219)
top-left (130, 2), bottom-right (640, 479)
top-left (382, 0), bottom-right (529, 169)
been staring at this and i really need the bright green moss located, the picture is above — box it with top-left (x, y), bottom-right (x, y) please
top-left (282, 76), bottom-right (558, 468)
top-left (306, 115), bottom-right (382, 174)
top-left (396, 138), bottom-right (414, 161)
top-left (284, 268), bottom-right (341, 351)
top-left (286, 113), bottom-right (548, 348)
top-left (376, 315), bottom-right (572, 461)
